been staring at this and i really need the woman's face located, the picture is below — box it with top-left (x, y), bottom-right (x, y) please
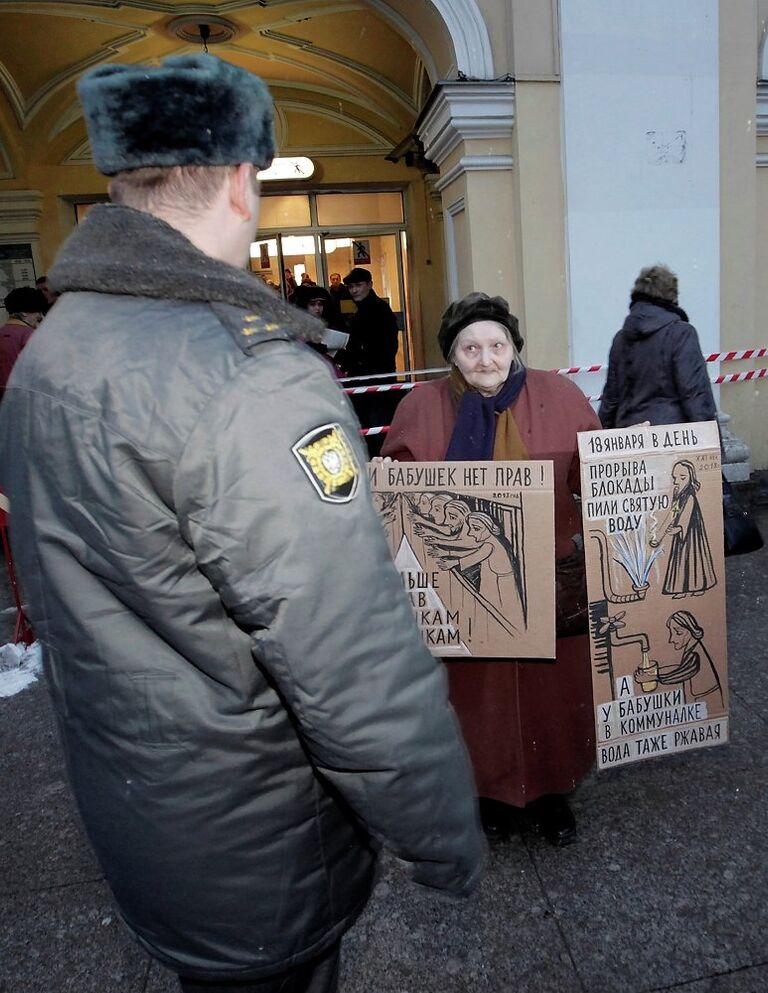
top-left (672, 464), bottom-right (691, 490)
top-left (667, 621), bottom-right (692, 651)
top-left (307, 297), bottom-right (325, 318)
top-left (467, 519), bottom-right (490, 542)
top-left (452, 321), bottom-right (515, 397)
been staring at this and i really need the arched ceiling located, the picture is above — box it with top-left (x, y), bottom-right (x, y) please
top-left (0, 0), bottom-right (460, 173)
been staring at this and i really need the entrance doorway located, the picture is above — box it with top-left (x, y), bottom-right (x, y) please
top-left (249, 190), bottom-right (413, 372)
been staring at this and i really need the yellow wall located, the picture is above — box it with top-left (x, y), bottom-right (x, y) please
top-left (512, 80), bottom-right (568, 369)
top-left (720, 0), bottom-right (767, 468)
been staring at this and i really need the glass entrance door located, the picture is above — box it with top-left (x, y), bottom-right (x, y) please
top-left (322, 232), bottom-right (410, 371)
top-left (250, 189), bottom-right (412, 372)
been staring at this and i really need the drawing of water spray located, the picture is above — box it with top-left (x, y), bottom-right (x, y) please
top-left (611, 519), bottom-right (663, 593)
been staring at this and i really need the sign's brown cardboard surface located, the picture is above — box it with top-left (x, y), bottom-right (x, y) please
top-left (369, 460), bottom-right (555, 658)
top-left (577, 422), bottom-right (728, 769)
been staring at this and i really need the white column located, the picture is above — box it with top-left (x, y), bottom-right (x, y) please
top-left (559, 0), bottom-right (720, 393)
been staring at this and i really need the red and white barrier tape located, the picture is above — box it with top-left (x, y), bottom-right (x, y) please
top-left (712, 367), bottom-right (768, 385)
top-left (706, 347), bottom-right (767, 362)
top-left (346, 382), bottom-right (417, 395)
top-left (345, 349), bottom-right (768, 395)
top-left (359, 369), bottom-right (768, 435)
top-left (340, 366), bottom-right (449, 383)
top-left (555, 348), bottom-right (767, 375)
top-left (555, 363), bottom-right (605, 375)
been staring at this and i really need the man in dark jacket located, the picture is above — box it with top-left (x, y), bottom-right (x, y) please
top-left (599, 264), bottom-right (717, 428)
top-left (340, 268), bottom-right (401, 442)
top-left (0, 55), bottom-right (483, 993)
top-left (341, 267), bottom-right (399, 379)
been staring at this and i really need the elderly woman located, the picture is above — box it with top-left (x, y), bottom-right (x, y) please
top-left (382, 292), bottom-right (600, 845)
top-left (599, 264), bottom-right (716, 428)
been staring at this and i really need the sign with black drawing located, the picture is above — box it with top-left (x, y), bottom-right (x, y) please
top-left (369, 460), bottom-right (555, 658)
top-left (578, 422), bottom-right (728, 769)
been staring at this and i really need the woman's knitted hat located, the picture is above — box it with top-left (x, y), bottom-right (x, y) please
top-left (437, 292), bottom-right (524, 361)
top-left (293, 285), bottom-right (331, 309)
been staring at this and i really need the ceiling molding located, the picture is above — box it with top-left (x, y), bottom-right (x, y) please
top-left (0, 63), bottom-right (25, 129)
top-left (0, 0), bottom-right (272, 13)
top-left (273, 104), bottom-right (287, 149)
top-left (222, 46), bottom-right (405, 127)
top-left (269, 79), bottom-right (402, 128)
top-left (0, 29), bottom-right (146, 129)
top-left (282, 144), bottom-right (392, 157)
top-left (1, 3), bottom-right (146, 29)
top-left (0, 190), bottom-right (44, 239)
top-left (416, 80), bottom-right (515, 167)
top-left (66, 136), bottom-right (391, 163)
top-left (365, 0), bottom-right (438, 83)
top-left (48, 101), bottom-right (85, 143)
top-left (0, 135), bottom-right (15, 179)
top-left (63, 137), bottom-right (92, 165)
top-left (261, 30), bottom-right (417, 115)
top-left (271, 99), bottom-right (393, 147)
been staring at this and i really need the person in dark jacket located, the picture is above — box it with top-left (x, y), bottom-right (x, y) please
top-left (340, 267), bottom-right (399, 379)
top-left (291, 284), bottom-right (347, 376)
top-left (598, 264), bottom-right (717, 428)
top-left (0, 55), bottom-right (483, 993)
top-left (0, 286), bottom-right (46, 398)
top-left (340, 268), bottom-right (400, 443)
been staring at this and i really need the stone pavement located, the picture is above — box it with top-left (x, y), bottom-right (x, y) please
top-left (1, 493), bottom-right (766, 993)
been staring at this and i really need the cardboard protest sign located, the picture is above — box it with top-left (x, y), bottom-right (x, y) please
top-left (369, 460), bottom-right (555, 658)
top-left (578, 422), bottom-right (728, 769)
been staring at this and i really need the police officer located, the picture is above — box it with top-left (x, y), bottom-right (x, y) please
top-left (0, 55), bottom-right (483, 993)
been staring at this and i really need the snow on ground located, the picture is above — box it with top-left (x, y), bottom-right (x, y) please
top-left (0, 641), bottom-right (42, 698)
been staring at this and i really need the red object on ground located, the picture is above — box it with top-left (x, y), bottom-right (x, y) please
top-left (0, 489), bottom-right (34, 645)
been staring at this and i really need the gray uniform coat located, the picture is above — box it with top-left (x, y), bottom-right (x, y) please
top-left (0, 205), bottom-right (482, 982)
top-left (598, 299), bottom-right (717, 428)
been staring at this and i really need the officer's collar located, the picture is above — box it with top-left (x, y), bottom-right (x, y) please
top-left (49, 203), bottom-right (322, 341)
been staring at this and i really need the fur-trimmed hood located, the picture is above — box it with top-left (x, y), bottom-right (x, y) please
top-left (49, 203), bottom-right (323, 342)
top-left (622, 295), bottom-right (689, 342)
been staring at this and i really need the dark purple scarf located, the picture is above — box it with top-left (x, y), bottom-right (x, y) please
top-left (445, 365), bottom-right (527, 461)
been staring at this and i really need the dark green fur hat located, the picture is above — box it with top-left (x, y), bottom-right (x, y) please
top-left (77, 54), bottom-right (275, 176)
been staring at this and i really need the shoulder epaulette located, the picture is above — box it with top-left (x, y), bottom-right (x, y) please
top-left (210, 301), bottom-right (294, 355)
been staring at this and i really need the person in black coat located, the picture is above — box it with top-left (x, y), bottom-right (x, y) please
top-left (599, 264), bottom-right (717, 428)
top-left (340, 267), bottom-right (399, 379)
top-left (340, 267), bottom-right (401, 448)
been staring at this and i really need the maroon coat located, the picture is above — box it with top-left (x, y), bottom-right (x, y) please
top-left (382, 370), bottom-right (601, 806)
top-left (0, 318), bottom-right (34, 394)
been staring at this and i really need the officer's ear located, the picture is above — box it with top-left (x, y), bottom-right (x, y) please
top-left (228, 163), bottom-right (258, 222)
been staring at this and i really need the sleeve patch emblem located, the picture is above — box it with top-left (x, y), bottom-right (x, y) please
top-left (292, 423), bottom-right (360, 503)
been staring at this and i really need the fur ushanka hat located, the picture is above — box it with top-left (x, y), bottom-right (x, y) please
top-left (77, 54), bottom-right (275, 176)
top-left (437, 292), bottom-right (524, 361)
